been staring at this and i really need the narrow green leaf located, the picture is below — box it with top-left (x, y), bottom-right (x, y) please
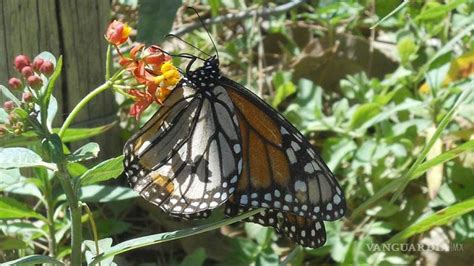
top-left (1, 254), bottom-right (64, 266)
top-left (54, 122), bottom-right (116, 143)
top-left (371, 0), bottom-right (408, 29)
top-left (137, 0), bottom-right (182, 44)
top-left (80, 156), bottom-right (124, 185)
top-left (392, 86), bottom-right (473, 201)
top-left (89, 208), bottom-right (264, 265)
top-left (0, 235), bottom-right (28, 250)
top-left (67, 142), bottom-right (100, 163)
top-left (0, 132), bottom-right (41, 147)
top-left (0, 85), bottom-right (21, 106)
top-left (352, 87), bottom-right (474, 219)
top-left (415, 0), bottom-right (464, 21)
top-left (412, 140), bottom-right (474, 179)
top-left (77, 185), bottom-right (137, 202)
top-left (0, 147), bottom-right (57, 171)
top-left (387, 198), bottom-right (474, 243)
top-left (43, 55), bottom-right (63, 110)
top-left (0, 197), bottom-right (47, 221)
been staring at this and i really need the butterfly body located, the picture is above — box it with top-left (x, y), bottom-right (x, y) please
top-left (124, 56), bottom-right (346, 248)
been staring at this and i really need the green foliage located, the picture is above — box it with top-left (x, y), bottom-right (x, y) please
top-left (137, 0), bottom-right (182, 44)
top-left (1, 0), bottom-right (474, 265)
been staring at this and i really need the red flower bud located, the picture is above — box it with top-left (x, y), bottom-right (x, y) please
top-left (40, 60), bottom-right (54, 76)
top-left (32, 58), bottom-right (44, 71)
top-left (27, 75), bottom-right (42, 89)
top-left (14, 55), bottom-right (31, 71)
top-left (105, 20), bottom-right (132, 46)
top-left (3, 101), bottom-right (15, 111)
top-left (22, 92), bottom-right (33, 102)
top-left (21, 66), bottom-right (34, 78)
top-left (8, 77), bottom-right (22, 90)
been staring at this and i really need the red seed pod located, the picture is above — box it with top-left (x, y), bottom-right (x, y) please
top-left (8, 77), bottom-right (22, 90)
top-left (40, 60), bottom-right (54, 76)
top-left (21, 66), bottom-right (34, 78)
top-left (32, 58), bottom-right (44, 71)
top-left (14, 55), bottom-right (31, 71)
top-left (22, 92), bottom-right (33, 102)
top-left (27, 75), bottom-right (43, 89)
top-left (3, 101), bottom-right (15, 111)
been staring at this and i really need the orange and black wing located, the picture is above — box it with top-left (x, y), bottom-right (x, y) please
top-left (221, 76), bottom-right (346, 221)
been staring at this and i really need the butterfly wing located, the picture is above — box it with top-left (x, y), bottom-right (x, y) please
top-left (221, 77), bottom-right (346, 221)
top-left (123, 84), bottom-right (242, 214)
top-left (225, 200), bottom-right (327, 248)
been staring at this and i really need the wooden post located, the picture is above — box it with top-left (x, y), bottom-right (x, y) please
top-left (0, 0), bottom-right (121, 159)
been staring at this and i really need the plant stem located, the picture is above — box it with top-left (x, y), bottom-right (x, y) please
top-left (58, 81), bottom-right (111, 138)
top-left (45, 181), bottom-right (57, 257)
top-left (58, 69), bottom-right (125, 138)
top-left (106, 44), bottom-right (112, 80)
top-left (57, 162), bottom-right (82, 265)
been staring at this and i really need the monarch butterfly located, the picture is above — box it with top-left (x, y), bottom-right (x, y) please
top-left (123, 30), bottom-right (346, 249)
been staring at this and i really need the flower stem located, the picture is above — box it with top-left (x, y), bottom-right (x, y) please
top-left (58, 82), bottom-right (111, 138)
top-left (58, 70), bottom-right (125, 138)
top-left (44, 180), bottom-right (57, 257)
top-left (57, 162), bottom-right (82, 265)
top-left (106, 45), bottom-right (112, 80)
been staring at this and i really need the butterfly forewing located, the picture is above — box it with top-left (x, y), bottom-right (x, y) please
top-left (222, 77), bottom-right (346, 221)
top-left (123, 84), bottom-right (242, 215)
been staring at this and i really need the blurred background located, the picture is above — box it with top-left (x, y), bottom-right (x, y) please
top-left (1, 0), bottom-right (473, 265)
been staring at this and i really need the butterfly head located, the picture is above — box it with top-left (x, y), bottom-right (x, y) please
top-left (185, 56), bottom-right (221, 89)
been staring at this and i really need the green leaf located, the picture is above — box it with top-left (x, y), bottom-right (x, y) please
top-left (0, 85), bottom-right (21, 106)
top-left (4, 179), bottom-right (44, 200)
top-left (67, 162), bottom-right (89, 177)
top-left (413, 140), bottom-right (474, 179)
top-left (392, 87), bottom-right (473, 201)
top-left (0, 108), bottom-right (8, 123)
top-left (1, 255), bottom-right (64, 266)
top-left (41, 54), bottom-right (62, 111)
top-left (54, 122), bottom-right (116, 143)
top-left (85, 238), bottom-right (116, 266)
top-left (80, 156), bottom-right (124, 186)
top-left (67, 142), bottom-right (100, 162)
top-left (397, 37), bottom-right (417, 64)
top-left (0, 235), bottom-right (28, 250)
top-left (388, 198), bottom-right (474, 243)
top-left (0, 168), bottom-right (23, 190)
top-left (0, 147), bottom-right (57, 171)
top-left (46, 95), bottom-right (58, 130)
top-left (415, 0), bottom-right (464, 21)
top-left (78, 185), bottom-right (137, 202)
top-left (137, 0), bottom-right (182, 44)
top-left (366, 221), bottom-right (392, 236)
top-left (356, 99), bottom-right (425, 134)
top-left (89, 209), bottom-right (263, 265)
top-left (179, 248), bottom-right (207, 266)
top-left (349, 103), bottom-right (381, 130)
top-left (0, 197), bottom-right (47, 221)
top-left (272, 71), bottom-right (295, 107)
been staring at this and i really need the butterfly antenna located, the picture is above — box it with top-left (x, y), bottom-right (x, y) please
top-left (188, 6), bottom-right (219, 60)
top-left (165, 33), bottom-right (211, 57)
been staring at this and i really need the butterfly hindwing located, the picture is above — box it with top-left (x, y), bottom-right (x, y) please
top-left (224, 200), bottom-right (327, 248)
top-left (124, 84), bottom-right (242, 215)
